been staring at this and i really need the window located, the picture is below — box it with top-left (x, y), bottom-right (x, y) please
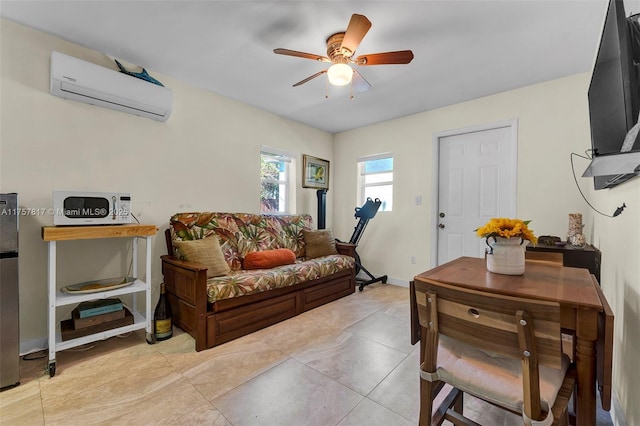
top-left (357, 154), bottom-right (393, 211)
top-left (260, 148), bottom-right (294, 213)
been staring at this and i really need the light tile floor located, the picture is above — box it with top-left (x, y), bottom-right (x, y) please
top-left (1, 283), bottom-right (616, 425)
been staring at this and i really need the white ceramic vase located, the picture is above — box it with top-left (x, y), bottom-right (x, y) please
top-left (485, 236), bottom-right (527, 275)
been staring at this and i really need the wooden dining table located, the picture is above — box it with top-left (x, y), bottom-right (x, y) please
top-left (410, 256), bottom-right (614, 426)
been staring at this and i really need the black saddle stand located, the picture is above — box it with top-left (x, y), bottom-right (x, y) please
top-left (346, 198), bottom-right (388, 291)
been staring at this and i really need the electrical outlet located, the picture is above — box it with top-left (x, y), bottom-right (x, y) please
top-left (411, 256), bottom-right (416, 264)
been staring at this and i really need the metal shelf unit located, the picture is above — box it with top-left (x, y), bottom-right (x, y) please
top-left (42, 224), bottom-right (157, 377)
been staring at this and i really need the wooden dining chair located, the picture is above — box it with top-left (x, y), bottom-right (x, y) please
top-left (413, 279), bottom-right (576, 425)
top-left (524, 251), bottom-right (575, 361)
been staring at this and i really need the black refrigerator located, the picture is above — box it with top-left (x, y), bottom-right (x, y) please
top-left (0, 193), bottom-right (20, 390)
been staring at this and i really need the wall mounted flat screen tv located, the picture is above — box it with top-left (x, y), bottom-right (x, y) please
top-left (588, 0), bottom-right (640, 189)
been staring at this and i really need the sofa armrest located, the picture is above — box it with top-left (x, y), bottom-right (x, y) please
top-left (161, 254), bottom-right (209, 351)
top-left (162, 254), bottom-right (208, 274)
top-left (335, 241), bottom-right (356, 257)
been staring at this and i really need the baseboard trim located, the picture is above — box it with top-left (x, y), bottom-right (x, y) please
top-left (610, 389), bottom-right (628, 425)
top-left (385, 277), bottom-right (409, 287)
top-left (20, 337), bottom-right (48, 356)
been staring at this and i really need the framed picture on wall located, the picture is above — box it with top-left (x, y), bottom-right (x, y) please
top-left (302, 155), bottom-right (330, 190)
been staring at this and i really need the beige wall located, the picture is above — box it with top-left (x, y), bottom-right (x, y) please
top-left (587, 178), bottom-right (640, 426)
top-left (332, 73), bottom-right (638, 424)
top-left (0, 19), bottom-right (334, 350)
top-left (2, 17), bottom-right (638, 425)
top-left (333, 74), bottom-right (593, 282)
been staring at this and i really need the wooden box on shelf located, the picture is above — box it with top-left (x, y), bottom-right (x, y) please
top-left (61, 307), bottom-right (134, 341)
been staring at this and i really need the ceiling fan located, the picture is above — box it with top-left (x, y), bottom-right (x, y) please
top-left (273, 14), bottom-right (414, 93)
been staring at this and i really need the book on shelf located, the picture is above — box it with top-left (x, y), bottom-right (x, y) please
top-left (77, 298), bottom-right (123, 318)
top-left (72, 306), bottom-right (126, 329)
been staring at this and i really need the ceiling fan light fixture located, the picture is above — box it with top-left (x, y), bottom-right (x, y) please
top-left (274, 14), bottom-right (412, 92)
top-left (327, 63), bottom-right (353, 86)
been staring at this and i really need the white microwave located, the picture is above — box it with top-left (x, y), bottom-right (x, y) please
top-left (53, 191), bottom-right (132, 225)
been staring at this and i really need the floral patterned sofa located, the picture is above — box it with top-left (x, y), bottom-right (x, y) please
top-left (161, 212), bottom-right (356, 351)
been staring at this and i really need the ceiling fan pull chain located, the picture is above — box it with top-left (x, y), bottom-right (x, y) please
top-left (350, 79), bottom-right (354, 100)
top-left (325, 78), bottom-right (329, 99)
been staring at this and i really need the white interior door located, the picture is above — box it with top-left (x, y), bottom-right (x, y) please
top-left (434, 121), bottom-right (517, 265)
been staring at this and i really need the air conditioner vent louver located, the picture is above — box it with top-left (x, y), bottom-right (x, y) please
top-left (50, 51), bottom-right (172, 122)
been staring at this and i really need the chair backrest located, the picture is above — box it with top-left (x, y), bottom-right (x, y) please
top-left (414, 279), bottom-right (563, 369)
top-left (525, 250), bottom-right (564, 265)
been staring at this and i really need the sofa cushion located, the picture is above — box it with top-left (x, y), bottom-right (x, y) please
top-left (243, 248), bottom-right (296, 270)
top-left (206, 254), bottom-right (355, 303)
top-left (303, 229), bottom-right (338, 259)
top-left (435, 334), bottom-right (570, 414)
top-left (173, 237), bottom-right (230, 278)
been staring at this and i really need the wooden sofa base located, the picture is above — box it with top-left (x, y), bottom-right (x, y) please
top-left (161, 255), bottom-right (355, 351)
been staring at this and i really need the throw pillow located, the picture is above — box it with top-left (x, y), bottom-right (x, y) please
top-left (173, 237), bottom-right (230, 278)
top-left (303, 229), bottom-right (338, 259)
top-left (243, 248), bottom-right (297, 270)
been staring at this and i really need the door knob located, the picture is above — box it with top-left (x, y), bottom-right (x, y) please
top-left (439, 212), bottom-right (445, 218)
top-left (438, 223), bottom-right (445, 229)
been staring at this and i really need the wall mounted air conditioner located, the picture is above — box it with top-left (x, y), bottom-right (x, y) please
top-left (50, 51), bottom-right (172, 122)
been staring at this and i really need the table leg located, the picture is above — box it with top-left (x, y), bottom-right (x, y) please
top-left (574, 309), bottom-right (599, 426)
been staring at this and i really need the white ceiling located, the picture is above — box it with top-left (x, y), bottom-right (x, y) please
top-left (1, 0), bottom-right (609, 134)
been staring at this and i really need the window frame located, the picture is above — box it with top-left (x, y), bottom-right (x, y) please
top-left (357, 153), bottom-right (394, 212)
top-left (260, 147), bottom-right (295, 214)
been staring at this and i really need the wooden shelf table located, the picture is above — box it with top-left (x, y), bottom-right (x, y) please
top-left (42, 224), bottom-right (157, 377)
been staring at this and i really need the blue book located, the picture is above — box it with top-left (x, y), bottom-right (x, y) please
top-left (77, 299), bottom-right (123, 318)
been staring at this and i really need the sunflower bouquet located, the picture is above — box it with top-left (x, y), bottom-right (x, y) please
top-left (475, 218), bottom-right (537, 245)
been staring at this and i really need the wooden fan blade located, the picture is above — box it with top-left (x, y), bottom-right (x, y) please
top-left (355, 50), bottom-right (414, 65)
top-left (292, 70), bottom-right (328, 87)
top-left (341, 14), bottom-right (372, 56)
top-left (273, 48), bottom-right (331, 62)
top-left (352, 69), bottom-right (371, 93)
